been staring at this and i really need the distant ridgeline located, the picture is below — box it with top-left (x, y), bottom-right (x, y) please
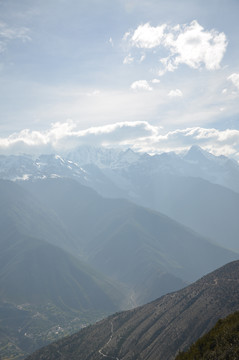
top-left (1, 145), bottom-right (239, 253)
top-left (175, 311), bottom-right (239, 360)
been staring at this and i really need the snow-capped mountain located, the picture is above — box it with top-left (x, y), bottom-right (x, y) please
top-left (1, 145), bottom-right (239, 252)
top-left (65, 146), bottom-right (142, 169)
top-left (181, 145), bottom-right (239, 192)
top-left (0, 154), bottom-right (86, 181)
top-left (1, 145), bottom-right (239, 194)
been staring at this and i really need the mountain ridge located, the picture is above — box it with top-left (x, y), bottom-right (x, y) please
top-left (0, 179), bottom-right (130, 359)
top-left (25, 260), bottom-right (239, 360)
top-left (1, 145), bottom-right (239, 193)
top-left (21, 177), bottom-right (238, 304)
top-left (2, 146), bottom-right (239, 252)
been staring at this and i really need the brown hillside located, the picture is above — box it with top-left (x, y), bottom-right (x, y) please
top-left (26, 260), bottom-right (239, 360)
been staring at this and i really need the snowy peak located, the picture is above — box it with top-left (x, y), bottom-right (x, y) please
top-left (0, 146), bottom-right (239, 195)
top-left (0, 153), bottom-right (86, 182)
top-left (65, 146), bottom-right (141, 169)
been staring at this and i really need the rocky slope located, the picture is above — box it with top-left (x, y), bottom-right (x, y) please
top-left (26, 260), bottom-right (239, 360)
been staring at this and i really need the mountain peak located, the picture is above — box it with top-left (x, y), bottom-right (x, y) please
top-left (184, 145), bottom-right (212, 162)
top-left (187, 144), bottom-right (205, 155)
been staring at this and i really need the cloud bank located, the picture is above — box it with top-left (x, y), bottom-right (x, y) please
top-left (0, 120), bottom-right (239, 161)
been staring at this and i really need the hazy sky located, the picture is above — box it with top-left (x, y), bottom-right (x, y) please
top-left (0, 0), bottom-right (239, 157)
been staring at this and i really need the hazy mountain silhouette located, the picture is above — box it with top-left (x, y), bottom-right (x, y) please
top-left (0, 180), bottom-right (128, 359)
top-left (22, 178), bottom-right (238, 304)
top-left (2, 146), bottom-right (239, 252)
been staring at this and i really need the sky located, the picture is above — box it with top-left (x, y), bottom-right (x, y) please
top-left (0, 0), bottom-right (239, 158)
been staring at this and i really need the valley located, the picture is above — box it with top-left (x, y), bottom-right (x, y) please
top-left (25, 260), bottom-right (239, 360)
top-left (0, 147), bottom-right (238, 359)
top-left (1, 0), bottom-right (238, 359)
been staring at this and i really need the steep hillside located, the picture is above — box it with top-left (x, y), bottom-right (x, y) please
top-left (116, 169), bottom-right (239, 252)
top-left (22, 178), bottom-right (238, 304)
top-left (0, 231), bottom-right (124, 311)
top-left (175, 311), bottom-right (239, 360)
top-left (0, 180), bottom-right (129, 359)
top-left (0, 231), bottom-right (127, 360)
top-left (0, 179), bottom-right (77, 253)
top-left (25, 260), bottom-right (239, 360)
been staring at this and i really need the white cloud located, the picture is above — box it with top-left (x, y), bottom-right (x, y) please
top-left (123, 20), bottom-right (227, 74)
top-left (160, 127), bottom-right (239, 158)
top-left (164, 20), bottom-right (227, 71)
top-left (123, 31), bottom-right (131, 41)
top-left (129, 126), bottom-right (239, 159)
top-left (1, 121), bottom-right (239, 161)
top-left (0, 120), bottom-right (158, 154)
top-left (0, 22), bottom-right (31, 52)
top-left (159, 56), bottom-right (177, 75)
top-left (151, 78), bottom-right (160, 84)
top-left (168, 89), bottom-right (183, 97)
top-left (131, 80), bottom-right (153, 91)
top-left (130, 22), bottom-right (166, 49)
top-left (139, 54), bottom-right (146, 62)
top-left (123, 53), bottom-right (134, 64)
top-left (109, 37), bottom-right (114, 46)
top-left (228, 73), bottom-right (239, 90)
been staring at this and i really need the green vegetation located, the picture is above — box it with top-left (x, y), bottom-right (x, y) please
top-left (176, 311), bottom-right (239, 360)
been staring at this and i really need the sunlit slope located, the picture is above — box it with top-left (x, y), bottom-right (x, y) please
top-left (26, 260), bottom-right (239, 360)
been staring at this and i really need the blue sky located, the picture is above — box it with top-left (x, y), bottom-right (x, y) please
top-left (0, 0), bottom-right (239, 158)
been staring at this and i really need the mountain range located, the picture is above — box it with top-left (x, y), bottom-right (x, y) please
top-left (1, 146), bottom-right (239, 359)
top-left (25, 260), bottom-right (239, 360)
top-left (20, 177), bottom-right (238, 303)
top-left (2, 145), bottom-right (239, 193)
top-left (1, 145), bottom-right (239, 252)
top-left (0, 180), bottom-right (128, 359)
top-left (0, 175), bottom-right (238, 359)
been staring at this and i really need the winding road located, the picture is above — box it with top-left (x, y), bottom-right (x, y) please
top-left (98, 321), bottom-right (120, 360)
